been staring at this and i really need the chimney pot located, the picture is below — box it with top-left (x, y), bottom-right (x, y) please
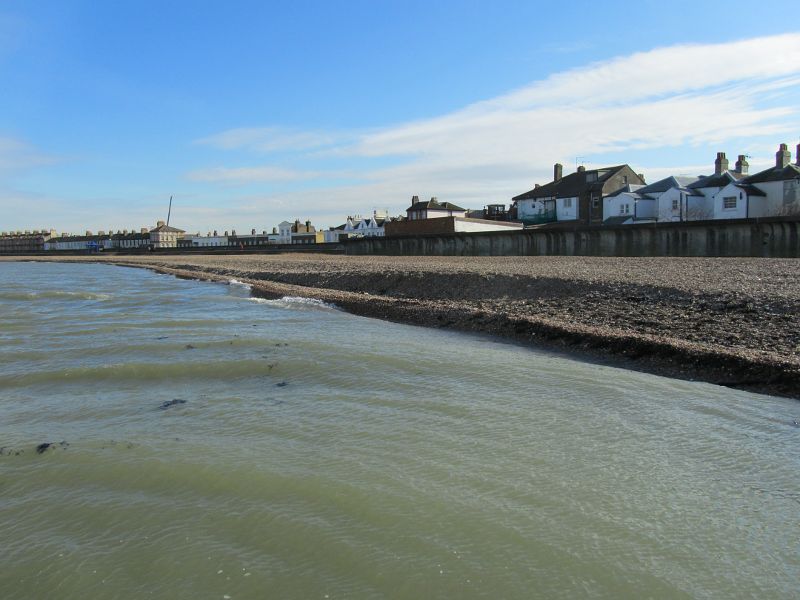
top-left (776, 143), bottom-right (791, 168)
top-left (714, 152), bottom-right (729, 176)
top-left (157, 220), bottom-right (165, 227)
top-left (554, 163), bottom-right (563, 182)
top-left (735, 154), bottom-right (749, 175)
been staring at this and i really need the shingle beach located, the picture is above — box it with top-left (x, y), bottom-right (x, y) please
top-left (7, 254), bottom-right (799, 398)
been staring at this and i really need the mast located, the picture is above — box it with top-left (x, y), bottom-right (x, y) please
top-left (166, 195), bottom-right (173, 227)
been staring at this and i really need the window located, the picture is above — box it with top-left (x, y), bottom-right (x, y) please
top-left (563, 198), bottom-right (572, 208)
top-left (622, 176), bottom-right (628, 185)
top-left (672, 199), bottom-right (679, 211)
top-left (723, 197), bottom-right (737, 210)
top-left (620, 204), bottom-right (630, 215)
top-left (586, 173), bottom-right (598, 183)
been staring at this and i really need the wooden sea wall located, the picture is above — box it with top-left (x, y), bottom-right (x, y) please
top-left (345, 218), bottom-right (800, 258)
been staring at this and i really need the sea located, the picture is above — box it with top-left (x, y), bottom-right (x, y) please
top-left (1, 260), bottom-right (798, 599)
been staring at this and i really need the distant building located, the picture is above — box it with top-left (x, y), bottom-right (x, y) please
top-left (149, 221), bottom-right (185, 248)
top-left (0, 230), bottom-right (56, 253)
top-left (406, 196), bottom-right (467, 220)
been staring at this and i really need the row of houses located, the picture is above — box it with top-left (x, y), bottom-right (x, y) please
top-left (512, 143), bottom-right (800, 226)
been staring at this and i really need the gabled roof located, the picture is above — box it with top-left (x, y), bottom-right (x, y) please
top-left (740, 163), bottom-right (800, 184)
top-left (513, 165), bottom-right (631, 201)
top-left (150, 224), bottom-right (185, 233)
top-left (407, 199), bottom-right (466, 212)
top-left (638, 175), bottom-right (702, 195)
top-left (688, 171), bottom-right (743, 190)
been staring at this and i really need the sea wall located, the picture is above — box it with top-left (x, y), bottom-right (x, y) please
top-left (345, 218), bottom-right (800, 257)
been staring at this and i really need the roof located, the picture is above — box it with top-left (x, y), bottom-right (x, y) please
top-left (740, 163), bottom-right (800, 184)
top-left (604, 185), bottom-right (645, 198)
top-left (407, 199), bottom-right (466, 212)
top-left (735, 183), bottom-right (767, 197)
top-left (638, 175), bottom-right (702, 195)
top-left (688, 171), bottom-right (743, 190)
top-left (513, 165), bottom-right (632, 201)
top-left (150, 224), bottom-right (185, 233)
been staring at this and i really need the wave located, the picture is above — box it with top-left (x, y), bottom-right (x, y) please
top-left (0, 358), bottom-right (287, 388)
top-left (228, 279), bottom-right (252, 290)
top-left (0, 290), bottom-right (111, 302)
top-left (250, 296), bottom-right (339, 311)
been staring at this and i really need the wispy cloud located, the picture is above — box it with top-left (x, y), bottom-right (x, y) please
top-left (194, 127), bottom-right (350, 153)
top-left (185, 165), bottom-right (324, 185)
top-left (0, 137), bottom-right (59, 171)
top-left (181, 33), bottom-right (800, 228)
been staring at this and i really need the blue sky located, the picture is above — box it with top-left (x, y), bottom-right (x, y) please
top-left (1, 0), bottom-right (799, 233)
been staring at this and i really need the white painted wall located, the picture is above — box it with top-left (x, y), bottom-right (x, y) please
top-left (556, 197), bottom-right (578, 221)
top-left (186, 235), bottom-right (229, 247)
top-left (516, 199), bottom-right (549, 220)
top-left (603, 193), bottom-right (635, 221)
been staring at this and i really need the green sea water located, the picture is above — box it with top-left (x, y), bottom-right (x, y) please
top-left (1, 261), bottom-right (798, 599)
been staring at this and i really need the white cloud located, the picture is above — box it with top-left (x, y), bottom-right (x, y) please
top-left (185, 165), bottom-right (324, 185)
top-left (189, 33), bottom-right (800, 226)
top-left (194, 127), bottom-right (350, 153)
top-left (0, 137), bottom-right (59, 171)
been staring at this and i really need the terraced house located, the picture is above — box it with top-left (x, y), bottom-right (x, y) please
top-left (513, 163), bottom-right (645, 225)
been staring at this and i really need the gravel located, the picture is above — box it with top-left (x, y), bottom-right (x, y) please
top-left (7, 253), bottom-right (800, 398)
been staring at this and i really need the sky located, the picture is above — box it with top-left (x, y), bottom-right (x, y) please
top-left (1, 0), bottom-right (799, 234)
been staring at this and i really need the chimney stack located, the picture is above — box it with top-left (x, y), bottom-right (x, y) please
top-left (735, 155), bottom-right (749, 175)
top-left (797, 142), bottom-right (800, 165)
top-left (141, 227), bottom-right (148, 234)
top-left (776, 143), bottom-right (791, 168)
top-left (251, 228), bottom-right (256, 235)
top-left (714, 152), bottom-right (729, 175)
top-left (411, 195), bottom-right (419, 204)
top-left (554, 163), bottom-right (563, 182)
top-left (577, 165), bottom-right (586, 173)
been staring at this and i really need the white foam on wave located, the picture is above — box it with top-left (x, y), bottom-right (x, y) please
top-left (228, 279), bottom-right (252, 290)
top-left (250, 296), bottom-right (339, 311)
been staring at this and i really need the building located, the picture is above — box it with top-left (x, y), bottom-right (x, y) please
top-left (602, 185), bottom-right (649, 225)
top-left (713, 143), bottom-right (800, 219)
top-left (513, 163), bottom-right (646, 225)
top-left (44, 232), bottom-right (112, 251)
top-left (110, 229), bottom-right (150, 249)
top-left (149, 221), bottom-right (185, 248)
top-left (276, 219), bottom-right (323, 245)
top-left (0, 230), bottom-right (56, 253)
top-left (405, 196), bottom-right (467, 220)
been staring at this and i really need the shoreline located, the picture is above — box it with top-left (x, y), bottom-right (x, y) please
top-left (4, 254), bottom-right (800, 399)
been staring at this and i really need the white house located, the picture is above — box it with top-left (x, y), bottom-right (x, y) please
top-left (632, 176), bottom-right (705, 222)
top-left (277, 221), bottom-right (293, 244)
top-left (184, 232), bottom-right (230, 247)
top-left (406, 196), bottom-right (467, 220)
top-left (602, 185), bottom-right (650, 224)
top-left (722, 143), bottom-right (800, 219)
